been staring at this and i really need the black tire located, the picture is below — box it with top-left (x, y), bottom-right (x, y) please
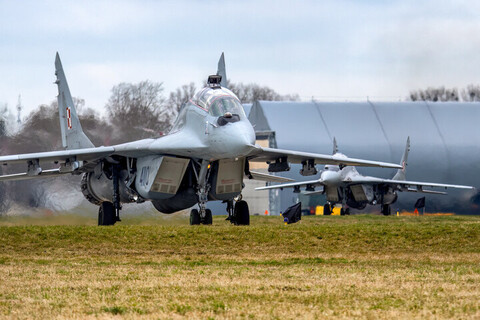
top-left (323, 204), bottom-right (331, 216)
top-left (340, 208), bottom-right (345, 216)
top-left (190, 209), bottom-right (201, 225)
top-left (382, 204), bottom-right (391, 216)
top-left (98, 202), bottom-right (116, 226)
top-left (345, 208), bottom-right (351, 215)
top-left (234, 200), bottom-right (250, 225)
top-left (204, 209), bottom-right (213, 225)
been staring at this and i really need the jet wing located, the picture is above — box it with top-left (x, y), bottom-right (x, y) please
top-left (248, 171), bottom-right (294, 183)
top-left (0, 146), bottom-right (115, 165)
top-left (0, 146), bottom-right (115, 181)
top-left (346, 176), bottom-right (474, 191)
top-left (248, 146), bottom-right (402, 169)
top-left (256, 179), bottom-right (324, 190)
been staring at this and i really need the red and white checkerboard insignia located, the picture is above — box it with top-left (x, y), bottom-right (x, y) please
top-left (66, 107), bottom-right (72, 130)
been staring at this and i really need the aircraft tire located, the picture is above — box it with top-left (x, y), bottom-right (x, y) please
top-left (324, 204), bottom-right (331, 216)
top-left (340, 208), bottom-right (345, 216)
top-left (190, 209), bottom-right (201, 225)
top-left (203, 209), bottom-right (213, 225)
top-left (345, 208), bottom-right (351, 215)
top-left (234, 200), bottom-right (250, 225)
top-left (381, 204), bottom-right (391, 216)
top-left (98, 202), bottom-right (116, 226)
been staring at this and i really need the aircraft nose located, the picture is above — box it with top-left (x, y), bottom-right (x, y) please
top-left (321, 170), bottom-right (338, 185)
top-left (210, 120), bottom-right (256, 157)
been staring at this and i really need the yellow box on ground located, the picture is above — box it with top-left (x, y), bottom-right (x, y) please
top-left (316, 206), bottom-right (341, 215)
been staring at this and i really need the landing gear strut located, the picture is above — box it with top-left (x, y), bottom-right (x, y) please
top-left (226, 197), bottom-right (250, 225)
top-left (190, 160), bottom-right (214, 225)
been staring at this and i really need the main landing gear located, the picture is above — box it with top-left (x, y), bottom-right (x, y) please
top-left (381, 204), bottom-right (392, 216)
top-left (323, 203), bottom-right (332, 215)
top-left (98, 164), bottom-right (122, 226)
top-left (226, 196), bottom-right (250, 225)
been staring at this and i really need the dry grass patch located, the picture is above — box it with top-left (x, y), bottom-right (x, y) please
top-left (0, 215), bottom-right (479, 318)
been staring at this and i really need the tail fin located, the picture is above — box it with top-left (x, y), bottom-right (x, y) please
top-left (392, 136), bottom-right (410, 181)
top-left (55, 53), bottom-right (94, 150)
top-left (332, 137), bottom-right (338, 155)
top-left (216, 52), bottom-right (228, 88)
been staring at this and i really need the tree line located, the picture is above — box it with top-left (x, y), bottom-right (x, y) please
top-left (409, 85), bottom-right (480, 102)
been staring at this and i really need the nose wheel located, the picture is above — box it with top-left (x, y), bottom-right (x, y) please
top-left (190, 208), bottom-right (212, 225)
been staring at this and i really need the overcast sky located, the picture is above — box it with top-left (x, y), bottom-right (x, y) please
top-left (1, 0), bottom-right (480, 115)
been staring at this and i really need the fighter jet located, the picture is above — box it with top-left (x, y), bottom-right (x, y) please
top-left (0, 53), bottom-right (402, 225)
top-left (256, 137), bottom-right (474, 215)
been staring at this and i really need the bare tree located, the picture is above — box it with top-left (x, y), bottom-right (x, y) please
top-left (228, 82), bottom-right (300, 103)
top-left (106, 81), bottom-right (172, 143)
top-left (461, 84), bottom-right (480, 102)
top-left (409, 87), bottom-right (459, 102)
top-left (107, 80), bottom-right (175, 142)
top-left (167, 82), bottom-right (197, 115)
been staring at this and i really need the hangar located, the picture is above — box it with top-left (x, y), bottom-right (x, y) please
top-left (244, 100), bottom-right (480, 215)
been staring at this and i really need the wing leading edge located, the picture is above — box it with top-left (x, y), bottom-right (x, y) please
top-left (248, 146), bottom-right (402, 169)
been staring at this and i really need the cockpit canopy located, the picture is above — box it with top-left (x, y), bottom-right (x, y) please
top-left (190, 87), bottom-right (246, 117)
top-left (324, 165), bottom-right (340, 172)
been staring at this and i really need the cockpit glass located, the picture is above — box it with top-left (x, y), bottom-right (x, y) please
top-left (324, 165), bottom-right (340, 172)
top-left (209, 97), bottom-right (244, 117)
top-left (190, 87), bottom-right (246, 117)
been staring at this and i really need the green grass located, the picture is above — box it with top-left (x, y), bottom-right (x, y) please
top-left (0, 215), bottom-right (479, 318)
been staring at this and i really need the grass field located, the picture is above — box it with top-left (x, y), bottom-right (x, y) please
top-left (0, 214), bottom-right (479, 319)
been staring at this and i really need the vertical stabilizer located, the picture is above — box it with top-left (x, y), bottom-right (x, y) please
top-left (393, 137), bottom-right (410, 181)
top-left (55, 53), bottom-right (94, 150)
top-left (216, 52), bottom-right (228, 88)
top-left (332, 137), bottom-right (338, 155)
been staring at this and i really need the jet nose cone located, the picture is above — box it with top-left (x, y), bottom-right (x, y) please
top-left (321, 170), bottom-right (339, 185)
